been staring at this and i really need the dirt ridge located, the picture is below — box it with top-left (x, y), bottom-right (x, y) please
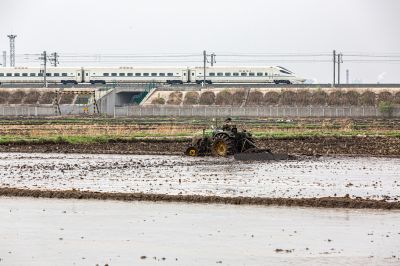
top-left (0, 136), bottom-right (399, 156)
top-left (1, 188), bottom-right (399, 210)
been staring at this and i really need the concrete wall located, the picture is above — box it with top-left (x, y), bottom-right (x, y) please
top-left (113, 105), bottom-right (400, 118)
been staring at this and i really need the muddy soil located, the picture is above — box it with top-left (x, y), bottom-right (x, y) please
top-left (1, 188), bottom-right (399, 210)
top-left (0, 136), bottom-right (399, 156)
top-left (1, 153), bottom-right (398, 201)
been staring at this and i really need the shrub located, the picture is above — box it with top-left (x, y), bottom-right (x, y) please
top-left (280, 90), bottom-right (296, 105)
top-left (183, 91), bottom-right (199, 105)
top-left (264, 91), bottom-right (280, 105)
top-left (311, 90), bottom-right (328, 105)
top-left (377, 91), bottom-right (393, 103)
top-left (39, 91), bottom-right (57, 104)
top-left (166, 91), bottom-right (183, 105)
top-left (343, 90), bottom-right (360, 105)
top-left (232, 90), bottom-right (246, 106)
top-left (360, 91), bottom-right (376, 106)
top-left (215, 90), bottom-right (233, 105)
top-left (295, 90), bottom-right (312, 106)
top-left (24, 90), bottom-right (41, 104)
top-left (327, 91), bottom-right (345, 106)
top-left (247, 91), bottom-right (264, 106)
top-left (151, 97), bottom-right (165, 105)
top-left (0, 90), bottom-right (10, 104)
top-left (8, 90), bottom-right (26, 104)
top-left (199, 91), bottom-right (215, 105)
top-left (379, 101), bottom-right (394, 117)
top-left (394, 91), bottom-right (400, 104)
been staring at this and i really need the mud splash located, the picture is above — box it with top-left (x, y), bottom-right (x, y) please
top-left (1, 188), bottom-right (399, 210)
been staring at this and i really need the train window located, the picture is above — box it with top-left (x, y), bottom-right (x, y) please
top-left (78, 73), bottom-right (80, 76)
top-left (241, 73), bottom-right (247, 76)
top-left (217, 73), bottom-right (223, 76)
top-left (151, 73), bottom-right (157, 76)
top-left (280, 70), bottom-right (291, 75)
top-left (127, 73), bottom-right (133, 77)
top-left (46, 73), bottom-right (51, 77)
top-left (30, 73), bottom-right (36, 76)
top-left (143, 73), bottom-right (149, 76)
top-left (135, 73), bottom-right (141, 76)
top-left (159, 73), bottom-right (165, 76)
top-left (249, 73), bottom-right (255, 76)
top-left (119, 73), bottom-right (125, 76)
top-left (111, 73), bottom-right (117, 77)
top-left (22, 73), bottom-right (28, 77)
top-left (233, 73), bottom-right (239, 76)
top-left (104, 73), bottom-right (109, 77)
top-left (265, 73), bottom-right (268, 76)
top-left (0, 73), bottom-right (4, 77)
top-left (14, 73), bottom-right (20, 77)
top-left (38, 73), bottom-right (43, 77)
top-left (225, 73), bottom-right (231, 76)
top-left (209, 73), bottom-right (215, 76)
top-left (257, 72), bottom-right (263, 76)
top-left (62, 73), bottom-right (67, 77)
top-left (183, 73), bottom-right (186, 76)
top-left (167, 73), bottom-right (173, 76)
top-left (191, 73), bottom-right (195, 76)
top-left (54, 73), bottom-right (60, 77)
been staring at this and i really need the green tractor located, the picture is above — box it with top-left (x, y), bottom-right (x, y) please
top-left (185, 119), bottom-right (258, 157)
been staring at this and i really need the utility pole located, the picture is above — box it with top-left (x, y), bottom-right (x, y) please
top-left (337, 53), bottom-right (343, 85)
top-left (346, 69), bottom-right (349, 84)
top-left (50, 52), bottom-right (59, 67)
top-left (332, 50), bottom-right (336, 86)
top-left (2, 51), bottom-right (6, 67)
top-left (7, 35), bottom-right (17, 67)
top-left (39, 51), bottom-right (48, 88)
top-left (210, 53), bottom-right (216, 66)
top-left (203, 50), bottom-right (207, 85)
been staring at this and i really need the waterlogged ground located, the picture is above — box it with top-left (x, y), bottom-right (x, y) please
top-left (0, 153), bottom-right (399, 200)
top-left (0, 197), bottom-right (399, 266)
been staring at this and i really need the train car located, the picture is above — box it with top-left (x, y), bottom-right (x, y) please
top-left (82, 67), bottom-right (189, 84)
top-left (188, 66), bottom-right (305, 84)
top-left (0, 67), bottom-right (82, 84)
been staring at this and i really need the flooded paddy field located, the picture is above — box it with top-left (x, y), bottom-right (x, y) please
top-left (0, 153), bottom-right (399, 201)
top-left (1, 197), bottom-right (399, 266)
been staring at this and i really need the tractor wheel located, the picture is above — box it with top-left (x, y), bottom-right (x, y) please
top-left (212, 134), bottom-right (235, 157)
top-left (185, 146), bottom-right (199, 157)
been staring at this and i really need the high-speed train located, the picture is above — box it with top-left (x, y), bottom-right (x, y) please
top-left (0, 66), bottom-right (306, 85)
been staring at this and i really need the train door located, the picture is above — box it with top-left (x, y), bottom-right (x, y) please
top-left (189, 69), bottom-right (196, 83)
top-left (76, 70), bottom-right (82, 83)
top-left (182, 69), bottom-right (188, 83)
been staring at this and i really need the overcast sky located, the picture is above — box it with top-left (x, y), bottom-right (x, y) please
top-left (1, 0), bottom-right (399, 83)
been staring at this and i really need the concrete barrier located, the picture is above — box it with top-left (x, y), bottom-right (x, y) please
top-left (113, 105), bottom-right (400, 118)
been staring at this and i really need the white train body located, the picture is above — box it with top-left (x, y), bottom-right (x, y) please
top-left (0, 67), bottom-right (82, 84)
top-left (0, 66), bottom-right (305, 84)
top-left (189, 66), bottom-right (304, 84)
top-left (84, 67), bottom-right (188, 84)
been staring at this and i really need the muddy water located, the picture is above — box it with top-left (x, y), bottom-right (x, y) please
top-left (0, 153), bottom-right (399, 200)
top-left (0, 197), bottom-right (399, 266)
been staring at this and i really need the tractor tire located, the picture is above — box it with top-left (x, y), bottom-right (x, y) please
top-left (212, 134), bottom-right (235, 157)
top-left (185, 146), bottom-right (199, 157)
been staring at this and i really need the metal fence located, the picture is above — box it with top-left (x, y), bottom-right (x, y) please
top-left (1, 104), bottom-right (399, 118)
top-left (0, 105), bottom-right (97, 116)
top-left (114, 105), bottom-right (400, 118)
